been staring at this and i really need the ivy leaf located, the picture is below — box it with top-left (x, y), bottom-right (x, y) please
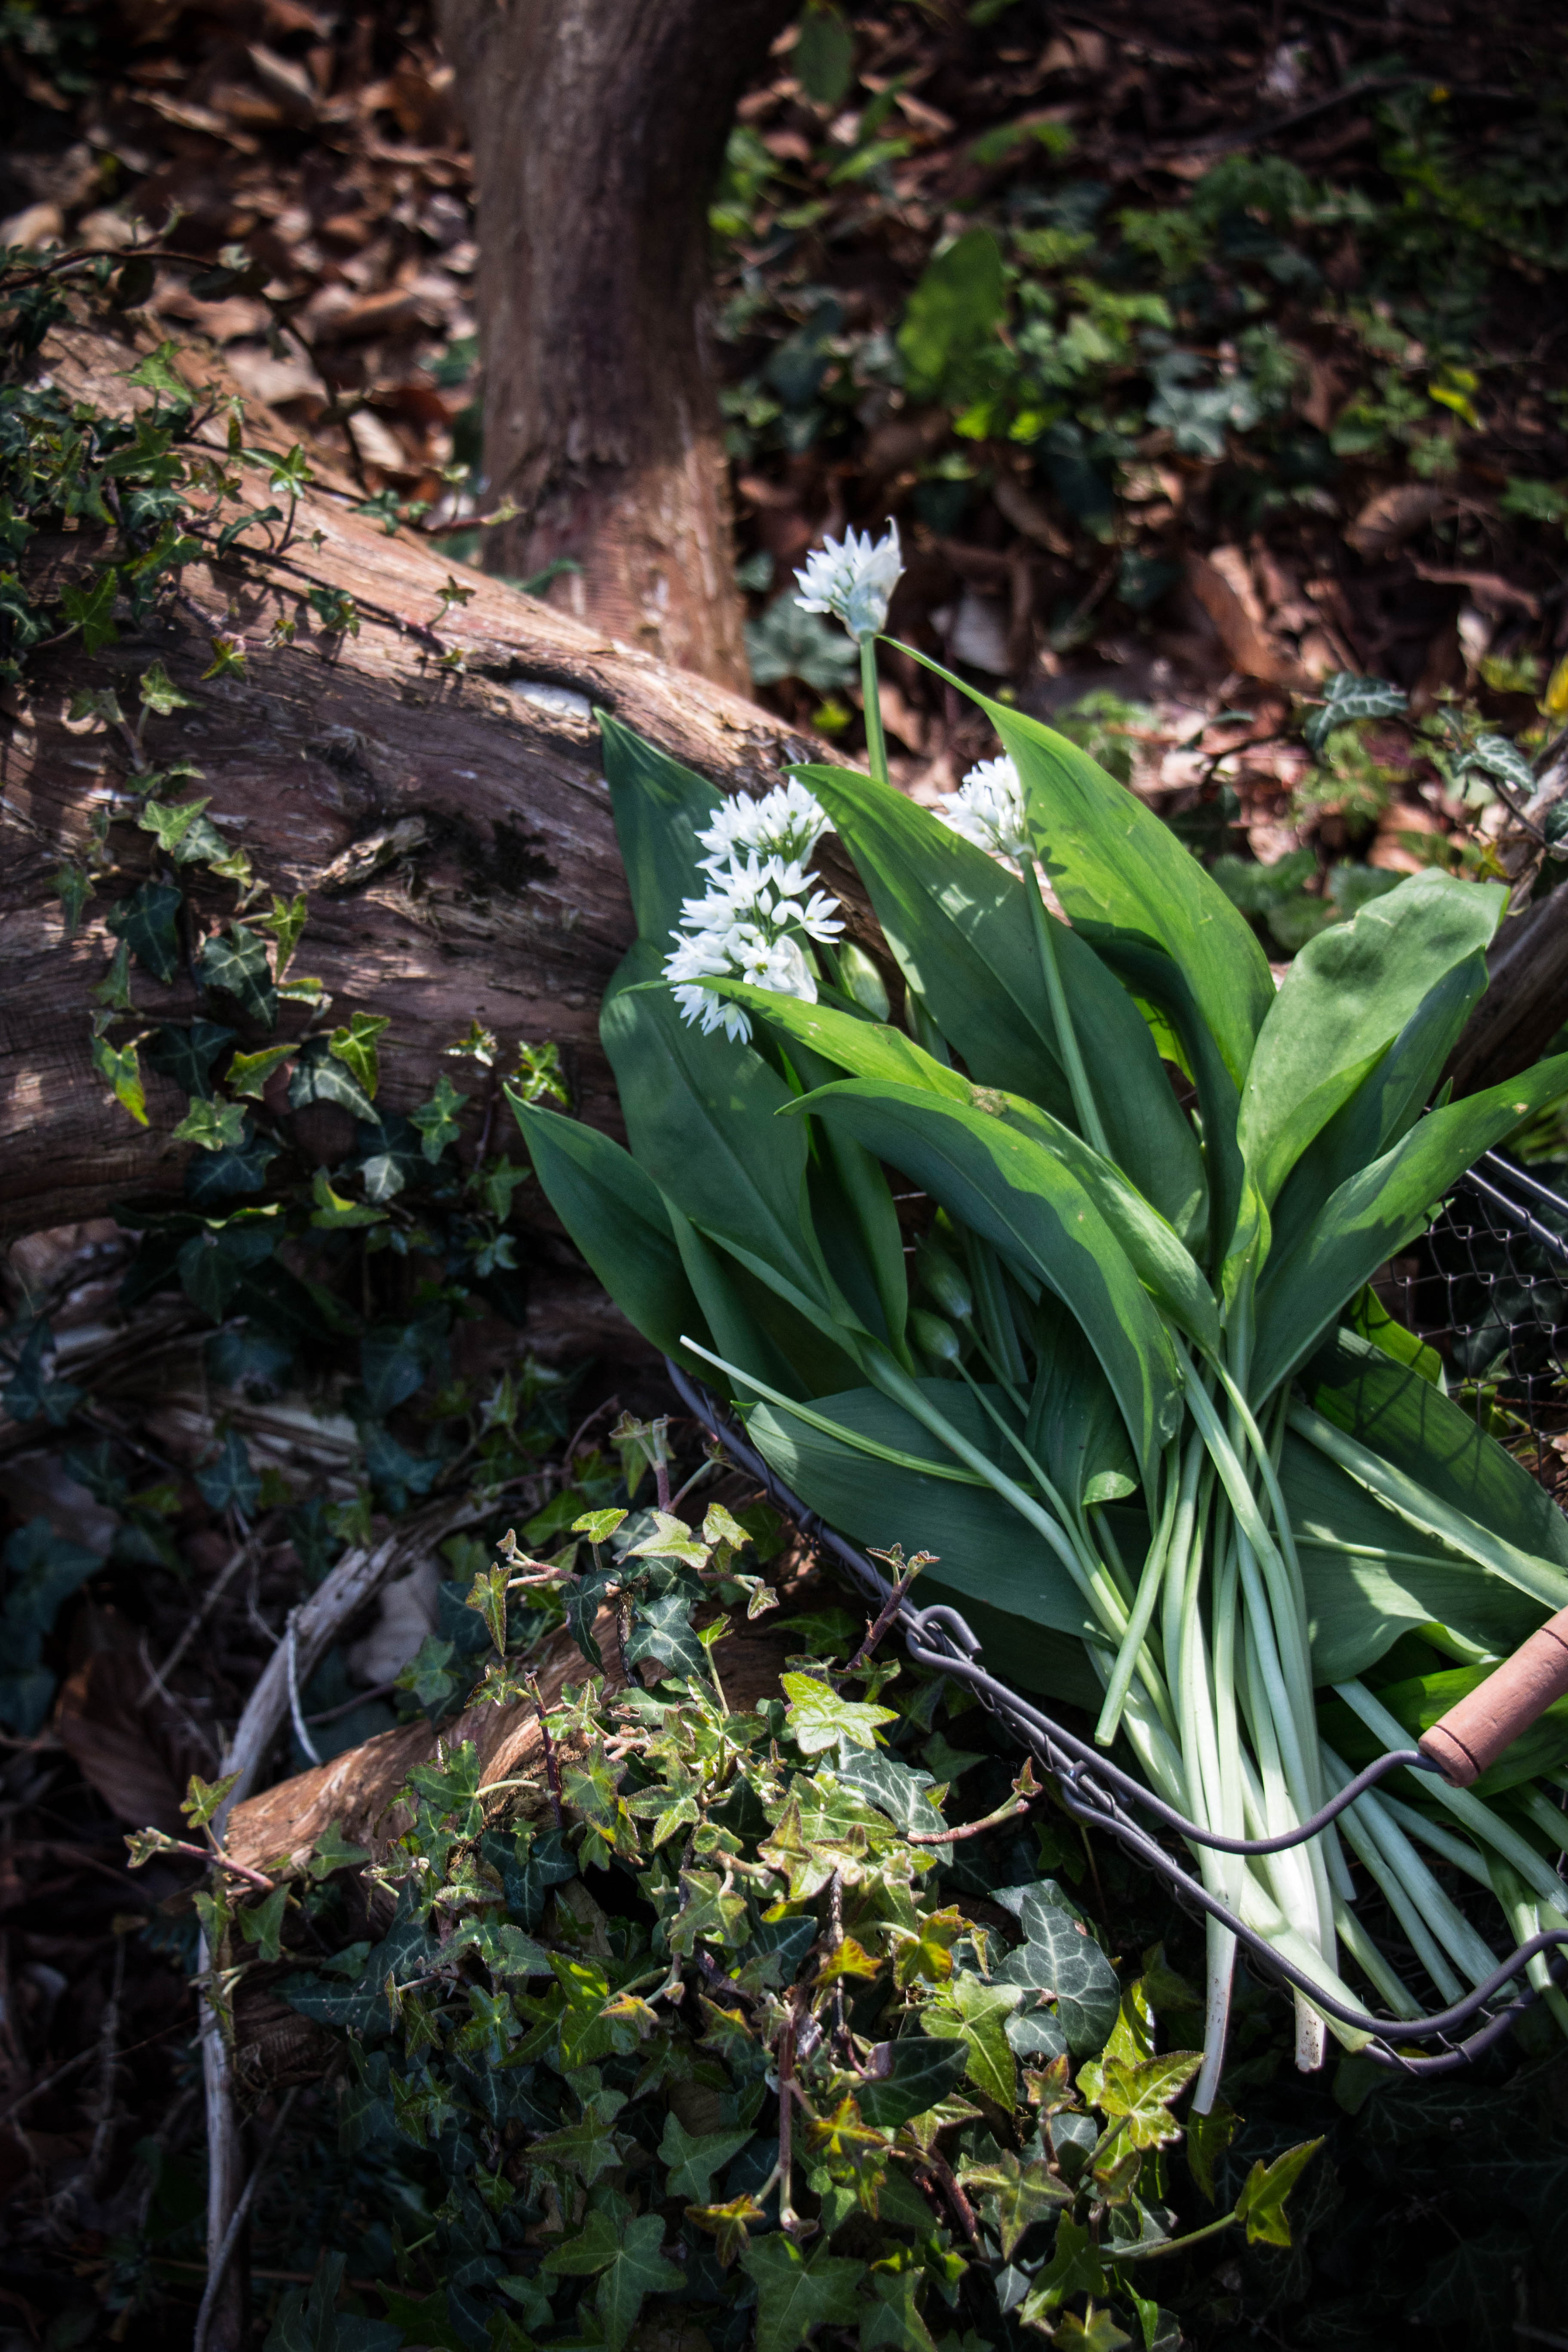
top-left (330, 1011), bottom-right (392, 1102)
top-left (658, 2113), bottom-right (753, 2206)
top-left (92, 1029), bottom-right (148, 1125)
top-left (1462, 732), bottom-right (1538, 798)
top-left (258, 891), bottom-right (308, 980)
top-left (892, 1902), bottom-right (966, 1990)
top-left (573, 1508), bottom-right (627, 1548)
top-left (686, 2192), bottom-right (767, 2268)
top-left (1, 1325), bottom-right (83, 1429)
top-left (138, 660), bottom-right (195, 714)
top-left (227, 1042), bottom-right (294, 1099)
top-left (236, 1883), bottom-right (290, 1962)
top-left (1017, 2214), bottom-right (1108, 2321)
top-left (1302, 670), bottom-right (1406, 755)
top-left (145, 1021), bottom-right (236, 1099)
top-left (123, 341), bottom-right (192, 403)
top-left (1234, 2136), bottom-right (1323, 2248)
top-left (185, 1132), bottom-right (279, 1205)
top-left (1073, 2051), bottom-right (1202, 2152)
top-left (108, 880), bottom-right (183, 983)
top-left (69, 684), bottom-right (124, 727)
top-left (310, 1171), bottom-right (386, 1230)
top-left (992, 1896), bottom-right (1121, 2056)
top-left (857, 2035), bottom-right (968, 2128)
top-left (740, 2233), bottom-right (863, 2352)
top-left (667, 1870), bottom-right (749, 1958)
top-left (92, 940), bottom-right (135, 1012)
top-left (199, 923), bottom-right (277, 1027)
top-left (781, 1671), bottom-right (897, 1755)
top-left (623, 1590), bottom-right (707, 1681)
top-left (59, 569), bottom-right (120, 653)
top-left (1047, 2310), bottom-right (1133, 2352)
top-left (264, 2253), bottom-right (403, 2352)
top-left (172, 1097), bottom-right (249, 1153)
top-left (525, 2107), bottom-right (628, 2185)
top-left (410, 1071), bottom-right (469, 1162)
top-left (1184, 2099), bottom-right (1238, 2203)
top-left (919, 1970), bottom-right (1020, 2108)
top-left (138, 796), bottom-right (227, 865)
top-left (464, 1562), bottom-right (511, 1655)
top-left (836, 1747), bottom-right (946, 1837)
top-left (544, 2210), bottom-right (683, 2352)
top-left (202, 634), bottom-right (247, 681)
top-left (196, 1429), bottom-right (260, 1516)
top-left (960, 2149), bottom-right (1070, 2260)
top-left (860, 2258), bottom-right (939, 2352)
top-left (306, 1819), bottom-right (371, 1881)
top-left (51, 864), bottom-right (94, 938)
top-left (290, 1036), bottom-right (374, 1121)
top-left (181, 1769), bottom-right (242, 1830)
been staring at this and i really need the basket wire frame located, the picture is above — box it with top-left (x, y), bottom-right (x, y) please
top-left (663, 1151), bottom-right (1568, 2081)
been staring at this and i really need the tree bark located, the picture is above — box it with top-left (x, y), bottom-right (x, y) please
top-left (437, 0), bottom-right (796, 692)
top-left (0, 315), bottom-right (858, 1257)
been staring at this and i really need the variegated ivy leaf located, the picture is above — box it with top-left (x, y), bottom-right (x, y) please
top-left (1302, 669), bottom-right (1407, 755)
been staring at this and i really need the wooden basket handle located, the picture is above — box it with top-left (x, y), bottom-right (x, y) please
top-left (1419, 1606), bottom-right (1568, 1786)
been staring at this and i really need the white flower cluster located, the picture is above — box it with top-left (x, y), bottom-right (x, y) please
top-left (663, 783), bottom-right (843, 1042)
top-left (936, 753), bottom-right (1031, 865)
top-left (793, 521), bottom-right (903, 644)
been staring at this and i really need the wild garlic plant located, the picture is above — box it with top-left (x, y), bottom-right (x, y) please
top-left (518, 537), bottom-right (1568, 2109)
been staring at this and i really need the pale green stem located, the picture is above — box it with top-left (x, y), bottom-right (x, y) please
top-left (860, 637), bottom-right (890, 789)
top-left (1333, 1900), bottom-right (1424, 2021)
top-left (1319, 1743), bottom-right (1499, 1992)
top-left (1096, 1452), bottom-right (1184, 1748)
top-left (1022, 857), bottom-right (1111, 1158)
top-left (1334, 1679), bottom-right (1568, 1906)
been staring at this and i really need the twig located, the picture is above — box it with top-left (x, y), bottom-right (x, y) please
top-left (141, 1531), bottom-right (262, 1705)
top-left (284, 1611), bottom-right (322, 1767)
top-left (191, 2086), bottom-right (299, 2352)
top-left (905, 1794), bottom-right (1034, 1846)
top-left (526, 1670), bottom-right (565, 1830)
top-left (305, 1676), bottom-right (401, 1726)
top-left (196, 1927), bottom-right (242, 2352)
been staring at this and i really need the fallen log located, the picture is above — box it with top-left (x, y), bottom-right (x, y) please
top-left (0, 307), bottom-right (860, 1255)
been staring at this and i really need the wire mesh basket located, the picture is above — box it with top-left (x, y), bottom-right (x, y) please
top-left (666, 1150), bottom-right (1568, 2081)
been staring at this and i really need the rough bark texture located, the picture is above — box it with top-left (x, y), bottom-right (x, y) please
top-left (0, 315), bottom-right (867, 1265)
top-left (437, 0), bottom-right (796, 692)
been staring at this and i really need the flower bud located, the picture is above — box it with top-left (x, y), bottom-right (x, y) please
top-left (915, 1240), bottom-right (972, 1325)
top-left (838, 940), bottom-right (890, 1023)
top-left (910, 1308), bottom-right (963, 1367)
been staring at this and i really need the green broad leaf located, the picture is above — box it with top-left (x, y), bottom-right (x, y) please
top-left (145, 1020), bottom-right (236, 1099)
top-left (51, 863), bottom-right (94, 939)
top-left (306, 1819), bottom-right (371, 1880)
top-left (603, 971), bottom-right (844, 1335)
top-left (1253, 1050), bottom-right (1568, 1395)
top-left (919, 1969), bottom-right (1020, 2106)
top-left (623, 1590), bottom-right (708, 1681)
top-left (59, 569), bottom-right (119, 653)
top-left (599, 707), bottom-right (723, 946)
top-left (544, 2210), bottom-right (683, 2352)
top-left (92, 1030), bottom-right (148, 1124)
top-left (172, 1097), bottom-right (248, 1152)
top-left (781, 1670), bottom-right (897, 1753)
top-left (289, 1037), bottom-right (374, 1121)
top-left (746, 1383), bottom-right (1100, 1651)
top-left (714, 982), bottom-right (970, 1099)
top-left (196, 1428), bottom-right (259, 1515)
top-left (1303, 671), bottom-right (1406, 755)
top-left (669, 1191), bottom-right (866, 1404)
top-left (1462, 732), bottom-right (1537, 797)
top-left (310, 1171), bottom-right (386, 1230)
top-left (667, 1868), bottom-right (750, 1955)
top-left (227, 1042), bottom-right (294, 1099)
top-left (658, 2113), bottom-right (753, 2206)
top-left (330, 1012), bottom-right (392, 1102)
top-left (410, 1071), bottom-right (468, 1161)
top-left (107, 880), bottom-right (183, 982)
top-left (92, 940), bottom-right (135, 1013)
top-left (800, 766), bottom-right (1208, 1235)
top-left (1017, 2215), bottom-right (1108, 2320)
top-left (1026, 1310), bottom-right (1139, 1515)
top-left (199, 923), bottom-right (277, 1027)
top-left (834, 1746), bottom-right (946, 1835)
top-left (884, 667), bottom-right (1274, 1087)
top-left (1237, 870), bottom-right (1505, 1207)
top-left (1074, 2051), bottom-right (1202, 2149)
top-left (991, 1902), bottom-right (1120, 2056)
top-left (787, 1079), bottom-right (1182, 1482)
top-left (794, 0), bottom-right (854, 108)
top-left (138, 659), bottom-right (195, 714)
top-left (511, 1098), bottom-right (712, 1370)
top-left (739, 2231), bottom-right (864, 2352)
top-left (1234, 2137), bottom-right (1323, 2248)
top-left (856, 2034), bottom-right (969, 2127)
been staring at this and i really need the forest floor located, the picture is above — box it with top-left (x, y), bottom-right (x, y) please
top-left (3, 3), bottom-right (1568, 2347)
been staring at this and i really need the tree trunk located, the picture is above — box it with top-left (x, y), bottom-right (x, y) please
top-left (0, 315), bottom-right (850, 1260)
top-left (437, 0), bottom-right (796, 693)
